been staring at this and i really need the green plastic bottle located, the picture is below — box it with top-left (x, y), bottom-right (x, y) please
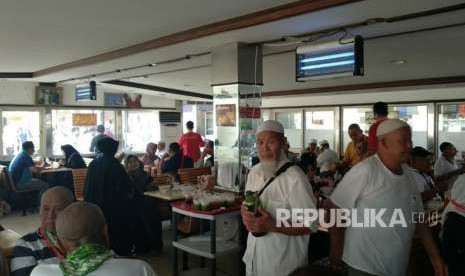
top-left (243, 191), bottom-right (266, 237)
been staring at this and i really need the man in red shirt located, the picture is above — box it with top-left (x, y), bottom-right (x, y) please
top-left (178, 121), bottom-right (204, 162)
top-left (367, 101), bottom-right (388, 156)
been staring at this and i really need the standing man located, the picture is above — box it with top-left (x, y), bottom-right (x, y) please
top-left (241, 120), bottom-right (318, 276)
top-left (434, 142), bottom-right (465, 191)
top-left (341, 124), bottom-right (368, 169)
top-left (178, 121), bottom-right (204, 162)
top-left (8, 141), bottom-right (47, 193)
top-left (367, 101), bottom-right (388, 156)
top-left (410, 147), bottom-right (448, 203)
top-left (300, 139), bottom-right (318, 172)
top-left (316, 140), bottom-right (339, 173)
top-left (329, 119), bottom-right (447, 276)
top-left (10, 187), bottom-right (74, 276)
top-left (89, 125), bottom-right (107, 156)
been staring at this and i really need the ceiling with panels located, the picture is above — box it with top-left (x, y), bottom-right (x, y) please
top-left (1, 0), bottom-right (465, 100)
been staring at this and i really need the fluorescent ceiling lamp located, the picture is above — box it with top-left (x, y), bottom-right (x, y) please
top-left (296, 35), bottom-right (364, 81)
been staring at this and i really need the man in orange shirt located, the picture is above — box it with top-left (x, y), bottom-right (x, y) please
top-left (367, 102), bottom-right (388, 156)
top-left (178, 121), bottom-right (204, 162)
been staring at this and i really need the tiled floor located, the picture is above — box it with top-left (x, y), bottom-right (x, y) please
top-left (0, 211), bottom-right (241, 276)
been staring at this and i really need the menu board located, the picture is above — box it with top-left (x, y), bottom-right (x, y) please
top-left (72, 114), bottom-right (97, 126)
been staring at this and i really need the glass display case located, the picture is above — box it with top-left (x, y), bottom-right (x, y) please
top-left (213, 84), bottom-right (262, 192)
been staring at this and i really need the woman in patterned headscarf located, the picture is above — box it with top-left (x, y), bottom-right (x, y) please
top-left (141, 143), bottom-right (158, 165)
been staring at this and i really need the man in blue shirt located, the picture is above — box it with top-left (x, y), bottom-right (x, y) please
top-left (8, 141), bottom-right (48, 192)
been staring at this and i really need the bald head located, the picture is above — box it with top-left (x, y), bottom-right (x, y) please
top-left (40, 187), bottom-right (75, 233)
top-left (377, 126), bottom-right (412, 165)
top-left (56, 202), bottom-right (107, 251)
top-left (41, 186), bottom-right (74, 206)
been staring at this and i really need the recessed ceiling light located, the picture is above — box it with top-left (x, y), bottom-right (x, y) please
top-left (389, 59), bottom-right (406, 65)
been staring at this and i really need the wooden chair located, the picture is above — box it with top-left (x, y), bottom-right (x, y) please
top-left (177, 167), bottom-right (212, 185)
top-left (152, 175), bottom-right (171, 186)
top-left (0, 165), bottom-right (39, 216)
top-left (0, 225), bottom-right (21, 276)
top-left (71, 168), bottom-right (88, 201)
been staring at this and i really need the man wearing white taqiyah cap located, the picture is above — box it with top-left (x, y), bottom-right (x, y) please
top-left (241, 120), bottom-right (318, 276)
top-left (329, 119), bottom-right (447, 276)
top-left (316, 140), bottom-right (339, 173)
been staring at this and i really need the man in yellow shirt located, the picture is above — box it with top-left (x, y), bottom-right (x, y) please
top-left (342, 124), bottom-right (367, 168)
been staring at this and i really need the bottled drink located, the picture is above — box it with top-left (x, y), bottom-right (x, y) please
top-left (243, 191), bottom-right (266, 237)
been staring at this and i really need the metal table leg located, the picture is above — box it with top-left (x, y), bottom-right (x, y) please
top-left (200, 220), bottom-right (206, 268)
top-left (210, 219), bottom-right (216, 276)
top-left (173, 212), bottom-right (179, 276)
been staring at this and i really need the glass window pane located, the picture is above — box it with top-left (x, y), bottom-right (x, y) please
top-left (391, 105), bottom-right (428, 149)
top-left (2, 111), bottom-right (41, 156)
top-left (51, 110), bottom-right (115, 155)
top-left (304, 109), bottom-right (337, 151)
top-left (275, 110), bottom-right (302, 150)
top-left (342, 106), bottom-right (371, 150)
top-left (438, 103), bottom-right (465, 159)
top-left (122, 110), bottom-right (160, 152)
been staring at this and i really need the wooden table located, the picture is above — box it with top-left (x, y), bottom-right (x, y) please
top-left (144, 190), bottom-right (185, 221)
top-left (38, 167), bottom-right (73, 174)
top-left (34, 167), bottom-right (74, 190)
top-left (144, 190), bottom-right (184, 201)
top-left (0, 229), bottom-right (21, 258)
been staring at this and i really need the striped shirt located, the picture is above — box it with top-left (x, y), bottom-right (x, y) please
top-left (10, 229), bottom-right (58, 276)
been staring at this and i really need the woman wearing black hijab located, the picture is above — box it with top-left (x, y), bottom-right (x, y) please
top-left (61, 144), bottom-right (86, 169)
top-left (84, 137), bottom-right (138, 256)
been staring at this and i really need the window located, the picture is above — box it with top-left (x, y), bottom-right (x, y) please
top-left (122, 110), bottom-right (160, 152)
top-left (2, 111), bottom-right (41, 156)
top-left (275, 110), bottom-right (302, 150)
top-left (51, 109), bottom-right (115, 155)
top-left (391, 104), bottom-right (429, 149)
top-left (205, 111), bottom-right (214, 136)
top-left (342, 104), bottom-right (430, 152)
top-left (342, 106), bottom-right (371, 151)
top-left (438, 103), bottom-right (465, 158)
top-left (304, 108), bottom-right (338, 152)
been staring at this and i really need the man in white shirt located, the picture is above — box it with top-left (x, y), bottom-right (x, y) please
top-left (410, 147), bottom-right (448, 203)
top-left (434, 142), bottom-right (464, 190)
top-left (241, 120), bottom-right (318, 276)
top-left (316, 140), bottom-right (339, 173)
top-left (329, 119), bottom-right (447, 276)
top-left (30, 202), bottom-right (156, 276)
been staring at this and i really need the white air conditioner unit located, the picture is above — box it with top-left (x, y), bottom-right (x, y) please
top-left (296, 35), bottom-right (364, 81)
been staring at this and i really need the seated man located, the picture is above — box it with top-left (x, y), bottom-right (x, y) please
top-left (30, 201), bottom-right (156, 276)
top-left (10, 187), bottom-right (74, 276)
top-left (159, 142), bottom-right (193, 174)
top-left (8, 141), bottom-right (47, 193)
top-left (199, 140), bottom-right (214, 167)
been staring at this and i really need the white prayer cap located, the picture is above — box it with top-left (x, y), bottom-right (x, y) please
top-left (319, 140), bottom-right (329, 146)
top-left (376, 119), bottom-right (410, 137)
top-left (309, 139), bottom-right (317, 144)
top-left (256, 120), bottom-right (284, 135)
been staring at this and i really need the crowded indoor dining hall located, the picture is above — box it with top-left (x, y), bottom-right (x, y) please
top-left (1, 0), bottom-right (465, 276)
